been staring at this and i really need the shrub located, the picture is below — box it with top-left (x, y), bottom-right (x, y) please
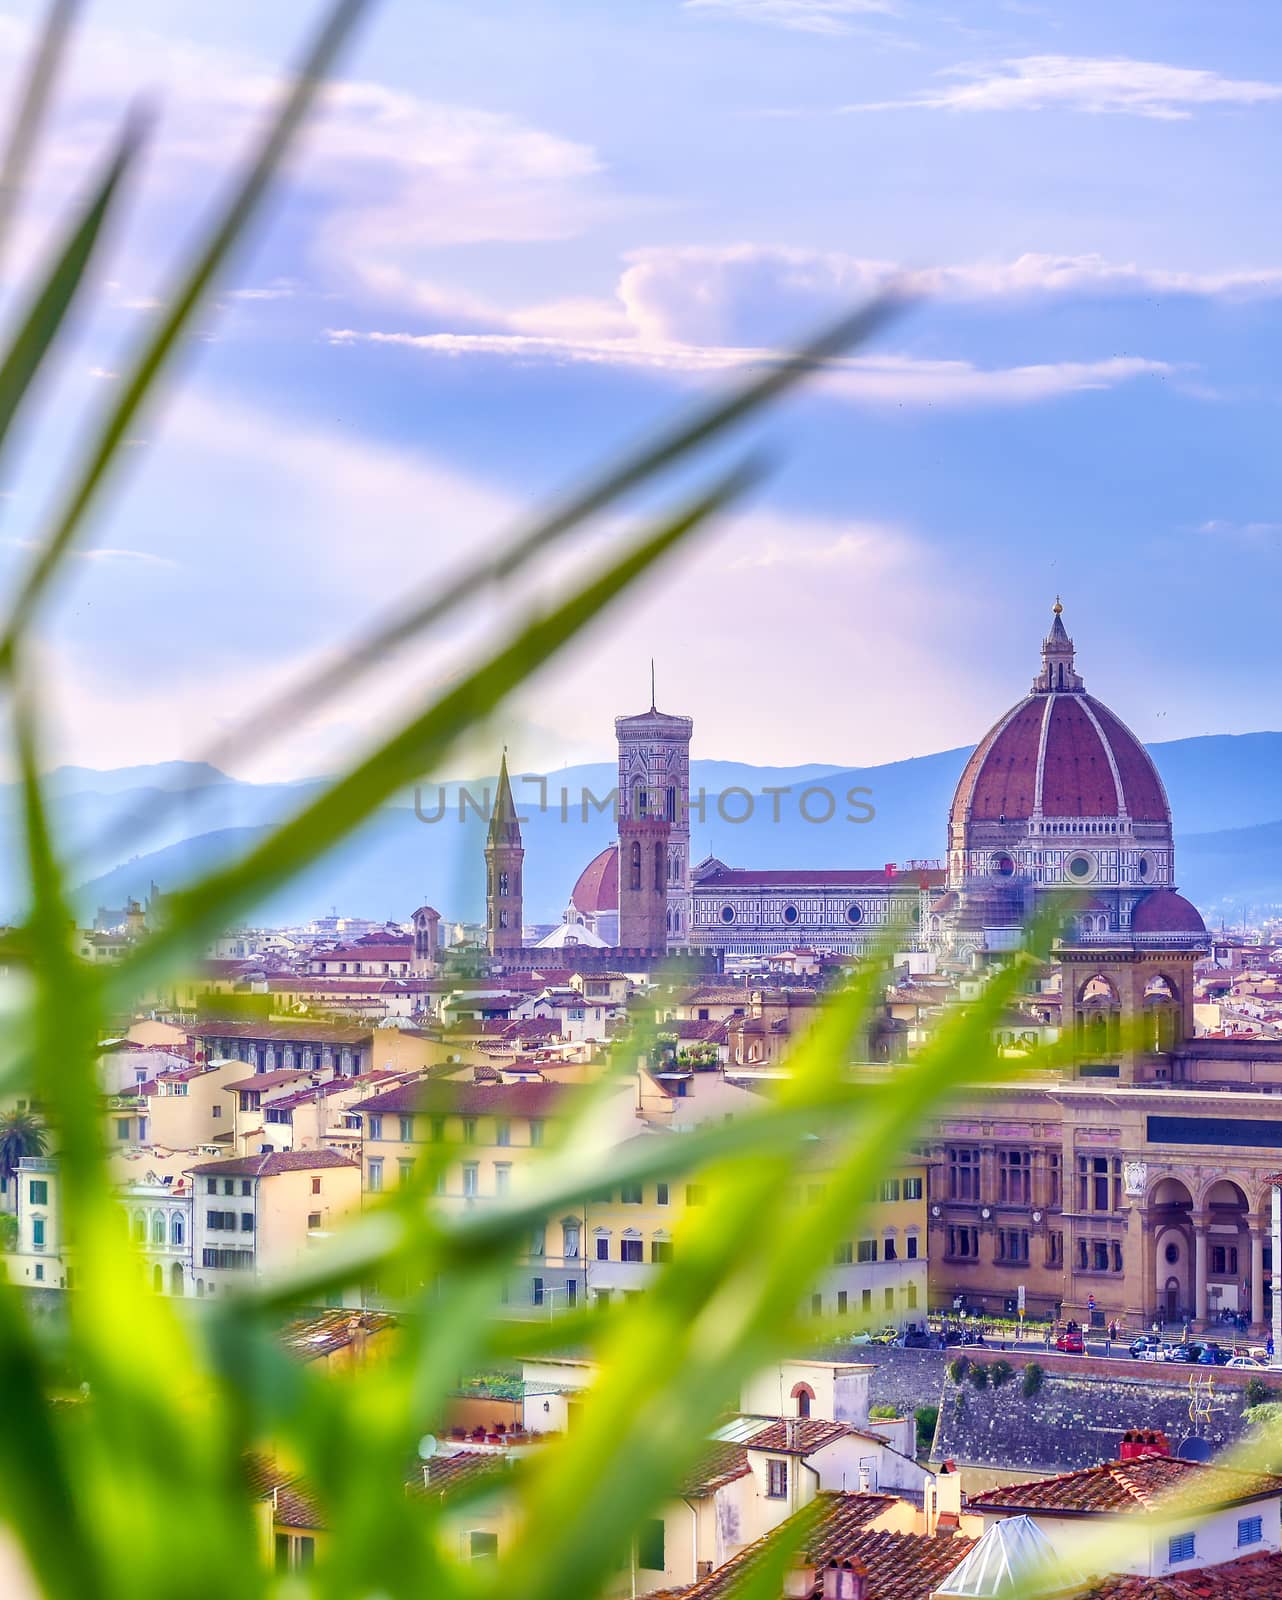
top-left (1245, 1378), bottom-right (1275, 1409)
top-left (947, 1357), bottom-right (969, 1384)
top-left (990, 1359), bottom-right (1014, 1389)
top-left (967, 1363), bottom-right (990, 1390)
top-left (915, 1405), bottom-right (940, 1449)
top-left (868, 1402), bottom-right (899, 1420)
top-left (1022, 1362), bottom-right (1045, 1398)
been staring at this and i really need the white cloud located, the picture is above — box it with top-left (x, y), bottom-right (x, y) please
top-left (850, 55), bottom-right (1282, 120)
top-left (328, 326), bottom-right (1172, 408)
top-left (0, 14), bottom-right (606, 303)
top-left (684, 0), bottom-right (896, 34)
top-left (1198, 519), bottom-right (1282, 539)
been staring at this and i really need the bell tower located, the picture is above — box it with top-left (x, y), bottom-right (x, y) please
top-left (618, 816), bottom-right (671, 954)
top-left (485, 752), bottom-right (524, 957)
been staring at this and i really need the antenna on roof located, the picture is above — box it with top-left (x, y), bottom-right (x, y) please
top-left (650, 658), bottom-right (656, 711)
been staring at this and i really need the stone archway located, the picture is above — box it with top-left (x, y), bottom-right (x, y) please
top-left (1202, 1179), bottom-right (1249, 1325)
top-left (1143, 975), bottom-right (1183, 1052)
top-left (1148, 1177), bottom-right (1194, 1324)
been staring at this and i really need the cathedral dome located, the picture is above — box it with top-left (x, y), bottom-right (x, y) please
top-left (570, 844), bottom-right (618, 915)
top-left (951, 607), bottom-right (1169, 830)
top-left (946, 604), bottom-right (1174, 893)
top-left (1130, 889), bottom-right (1205, 938)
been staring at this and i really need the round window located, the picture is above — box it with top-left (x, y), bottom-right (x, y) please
top-left (1164, 1243), bottom-right (1179, 1265)
top-left (782, 905), bottom-right (798, 925)
top-left (1138, 854), bottom-right (1151, 880)
top-left (846, 904), bottom-right (863, 925)
top-left (1067, 854), bottom-right (1093, 880)
top-left (991, 852), bottom-right (1015, 877)
top-left (720, 905), bottom-right (735, 924)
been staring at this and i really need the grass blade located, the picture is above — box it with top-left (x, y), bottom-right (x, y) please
top-left (0, 0), bottom-right (82, 278)
top-left (0, 115), bottom-right (143, 460)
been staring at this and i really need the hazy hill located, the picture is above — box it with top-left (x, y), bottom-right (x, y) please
top-left (55, 729), bottom-right (1282, 926)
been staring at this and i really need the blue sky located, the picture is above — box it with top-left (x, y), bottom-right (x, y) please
top-left (0, 0), bottom-right (1280, 780)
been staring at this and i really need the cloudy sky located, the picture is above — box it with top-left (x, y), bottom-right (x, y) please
top-left (0, 0), bottom-right (1279, 780)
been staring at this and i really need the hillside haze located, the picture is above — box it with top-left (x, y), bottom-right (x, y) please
top-left (42, 730), bottom-right (1282, 927)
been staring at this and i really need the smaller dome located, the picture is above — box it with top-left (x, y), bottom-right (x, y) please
top-left (571, 845), bottom-right (618, 915)
top-left (1130, 890), bottom-right (1205, 937)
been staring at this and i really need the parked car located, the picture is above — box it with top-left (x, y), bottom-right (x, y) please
top-left (868, 1327), bottom-right (900, 1345)
top-left (1129, 1336), bottom-right (1162, 1359)
top-left (1198, 1345), bottom-right (1232, 1366)
top-left (1165, 1343), bottom-right (1204, 1364)
top-left (1055, 1330), bottom-right (1085, 1353)
top-left (1225, 1356), bottom-right (1265, 1369)
top-left (902, 1326), bottom-right (936, 1350)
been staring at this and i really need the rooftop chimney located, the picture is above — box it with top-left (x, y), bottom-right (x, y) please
top-left (1119, 1429), bottom-right (1171, 1461)
top-left (783, 1565), bottom-right (816, 1598)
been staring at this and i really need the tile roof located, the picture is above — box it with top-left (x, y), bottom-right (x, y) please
top-left (277, 1309), bottom-right (396, 1361)
top-left (409, 1452), bottom-right (514, 1499)
top-left (694, 868), bottom-right (946, 890)
top-left (657, 1495), bottom-right (968, 1600)
top-left (348, 1080), bottom-right (581, 1118)
top-left (968, 1456), bottom-right (1282, 1517)
top-left (186, 1147), bottom-right (358, 1178)
top-left (1084, 1551), bottom-right (1282, 1600)
top-left (746, 1418), bottom-right (866, 1454)
top-left (680, 1440), bottom-right (752, 1496)
top-left (188, 1020), bottom-right (373, 1043)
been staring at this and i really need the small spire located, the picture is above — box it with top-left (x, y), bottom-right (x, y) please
top-left (487, 751), bottom-right (522, 847)
top-left (1033, 600), bottom-right (1083, 694)
top-left (650, 658), bottom-right (656, 712)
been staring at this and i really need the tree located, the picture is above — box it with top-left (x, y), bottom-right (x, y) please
top-left (0, 1110), bottom-right (47, 1208)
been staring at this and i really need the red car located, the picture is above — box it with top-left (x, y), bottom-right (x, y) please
top-left (1055, 1331), bottom-right (1085, 1353)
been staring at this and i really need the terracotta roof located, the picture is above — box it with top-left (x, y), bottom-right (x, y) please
top-left (186, 1148), bottom-right (358, 1178)
top-left (273, 1479), bottom-right (326, 1531)
top-left (680, 1440), bottom-right (752, 1496)
top-left (658, 1495), bottom-right (968, 1600)
top-left (312, 943), bottom-right (412, 962)
top-left (189, 1021), bottom-right (372, 1044)
top-left (950, 691), bottom-right (1169, 826)
top-left (1131, 891), bottom-right (1207, 938)
top-left (747, 1418), bottom-right (879, 1453)
top-left (410, 1452), bottom-right (513, 1498)
top-left (277, 1309), bottom-right (396, 1360)
top-left (1085, 1551), bottom-right (1282, 1600)
top-left (221, 1066), bottom-right (326, 1093)
top-left (571, 845), bottom-right (619, 915)
top-left (348, 1080), bottom-right (580, 1118)
top-left (968, 1456), bottom-right (1282, 1517)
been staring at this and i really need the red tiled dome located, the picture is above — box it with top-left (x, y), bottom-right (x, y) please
top-left (570, 845), bottom-right (618, 914)
top-left (1131, 890), bottom-right (1205, 936)
top-left (951, 692), bottom-right (1168, 827)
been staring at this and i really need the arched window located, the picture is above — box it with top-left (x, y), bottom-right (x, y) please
top-left (171, 1213), bottom-right (185, 1248)
top-left (498, 871), bottom-right (510, 897)
top-left (171, 1262), bottom-right (184, 1297)
top-left (790, 1383), bottom-right (815, 1418)
top-left (153, 1264), bottom-right (163, 1293)
top-left (151, 1212), bottom-right (165, 1247)
top-left (654, 841), bottom-right (665, 892)
top-left (562, 1219), bottom-right (581, 1259)
top-left (132, 1211), bottom-right (145, 1244)
top-left (630, 840), bottom-right (642, 892)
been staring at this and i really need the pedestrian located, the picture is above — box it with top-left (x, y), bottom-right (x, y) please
top-left (1152, 1320), bottom-right (1160, 1340)
top-left (1182, 1321), bottom-right (1190, 1344)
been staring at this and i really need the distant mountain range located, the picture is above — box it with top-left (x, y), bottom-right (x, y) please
top-left (10, 730), bottom-right (1280, 928)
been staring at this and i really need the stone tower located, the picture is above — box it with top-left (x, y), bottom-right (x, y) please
top-left (485, 753), bottom-right (524, 957)
top-left (617, 815), bottom-right (671, 954)
top-left (411, 905), bottom-right (441, 977)
top-left (615, 672), bottom-right (693, 946)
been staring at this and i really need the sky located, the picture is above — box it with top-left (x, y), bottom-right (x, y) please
top-left (0, 0), bottom-right (1280, 782)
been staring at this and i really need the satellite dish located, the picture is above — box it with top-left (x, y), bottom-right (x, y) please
top-left (1176, 1437), bottom-right (1214, 1462)
top-left (417, 1434), bottom-right (438, 1460)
